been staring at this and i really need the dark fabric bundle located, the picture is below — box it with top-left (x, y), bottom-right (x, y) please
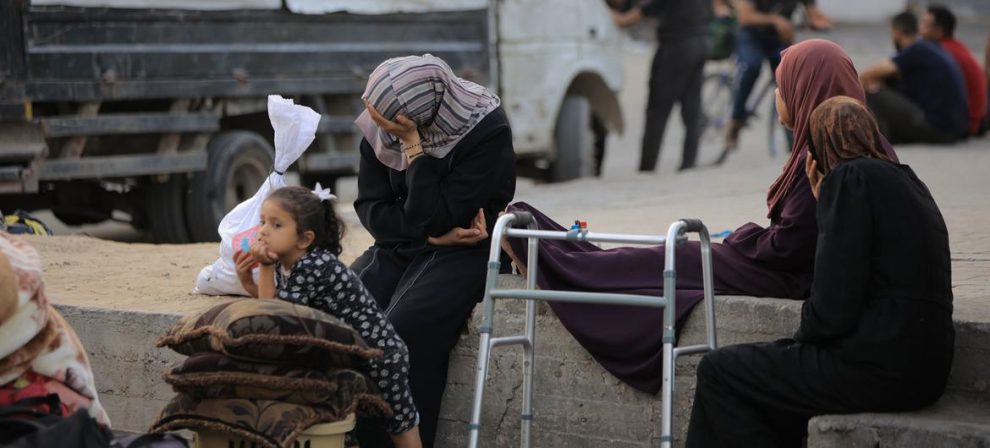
top-left (162, 353), bottom-right (390, 414)
top-left (156, 299), bottom-right (382, 369)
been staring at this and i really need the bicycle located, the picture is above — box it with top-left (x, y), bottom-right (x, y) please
top-left (699, 56), bottom-right (788, 164)
top-left (698, 6), bottom-right (827, 165)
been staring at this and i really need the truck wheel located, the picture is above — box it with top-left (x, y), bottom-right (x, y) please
top-left (52, 212), bottom-right (100, 227)
top-left (186, 131), bottom-right (274, 242)
top-left (148, 174), bottom-right (192, 244)
top-left (549, 95), bottom-right (594, 182)
top-left (51, 182), bottom-right (114, 226)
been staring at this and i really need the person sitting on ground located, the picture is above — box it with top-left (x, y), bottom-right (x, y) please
top-left (920, 4), bottom-right (987, 135)
top-left (234, 186), bottom-right (422, 448)
top-left (861, 11), bottom-right (969, 144)
top-left (686, 96), bottom-right (954, 447)
top-left (721, 0), bottom-right (832, 159)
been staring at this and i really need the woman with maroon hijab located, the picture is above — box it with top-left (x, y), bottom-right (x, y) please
top-left (686, 97), bottom-right (952, 447)
top-left (503, 40), bottom-right (898, 394)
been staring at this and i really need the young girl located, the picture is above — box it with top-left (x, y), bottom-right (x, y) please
top-left (234, 185), bottom-right (421, 448)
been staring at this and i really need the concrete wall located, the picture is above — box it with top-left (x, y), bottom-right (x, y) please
top-left (435, 294), bottom-right (804, 448)
top-left (56, 274), bottom-right (990, 447)
top-left (54, 283), bottom-right (807, 446)
top-left (55, 305), bottom-right (185, 432)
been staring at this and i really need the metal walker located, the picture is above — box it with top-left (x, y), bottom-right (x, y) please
top-left (467, 212), bottom-right (719, 448)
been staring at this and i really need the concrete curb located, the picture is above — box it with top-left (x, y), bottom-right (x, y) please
top-left (55, 275), bottom-right (990, 447)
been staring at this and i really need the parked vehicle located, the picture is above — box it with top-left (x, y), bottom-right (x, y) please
top-left (0, 0), bottom-right (623, 242)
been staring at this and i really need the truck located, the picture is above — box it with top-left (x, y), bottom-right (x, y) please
top-left (0, 0), bottom-right (624, 243)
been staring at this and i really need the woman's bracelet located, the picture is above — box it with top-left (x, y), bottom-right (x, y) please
top-left (403, 141), bottom-right (424, 160)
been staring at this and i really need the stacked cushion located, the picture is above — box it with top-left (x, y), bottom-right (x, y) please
top-left (153, 299), bottom-right (389, 448)
top-left (156, 299), bottom-right (382, 369)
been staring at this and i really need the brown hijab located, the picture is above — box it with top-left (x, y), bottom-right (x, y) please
top-left (766, 39), bottom-right (897, 217)
top-left (809, 96), bottom-right (896, 173)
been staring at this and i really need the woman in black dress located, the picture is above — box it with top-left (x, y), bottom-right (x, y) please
top-left (350, 55), bottom-right (516, 448)
top-left (686, 96), bottom-right (954, 447)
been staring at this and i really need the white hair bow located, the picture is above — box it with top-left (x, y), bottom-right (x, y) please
top-left (311, 182), bottom-right (337, 202)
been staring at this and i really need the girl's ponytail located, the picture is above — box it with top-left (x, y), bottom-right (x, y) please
top-left (320, 198), bottom-right (345, 257)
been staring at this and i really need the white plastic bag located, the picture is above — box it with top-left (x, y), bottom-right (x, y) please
top-left (194, 95), bottom-right (322, 296)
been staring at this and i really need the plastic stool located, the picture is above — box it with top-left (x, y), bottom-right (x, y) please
top-left (195, 413), bottom-right (355, 448)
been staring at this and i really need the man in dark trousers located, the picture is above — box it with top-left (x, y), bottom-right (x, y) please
top-left (611, 0), bottom-right (715, 172)
top-left (861, 11), bottom-right (969, 144)
top-left (722, 0), bottom-right (831, 155)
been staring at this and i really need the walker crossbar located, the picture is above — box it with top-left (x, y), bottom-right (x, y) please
top-left (467, 212), bottom-right (719, 448)
top-left (504, 228), bottom-right (687, 246)
top-left (491, 289), bottom-right (668, 308)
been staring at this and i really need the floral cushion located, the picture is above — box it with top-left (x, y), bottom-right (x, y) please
top-left (156, 299), bottom-right (382, 369)
top-left (151, 395), bottom-right (345, 448)
top-left (0, 235), bottom-right (109, 427)
top-left (0, 317), bottom-right (57, 375)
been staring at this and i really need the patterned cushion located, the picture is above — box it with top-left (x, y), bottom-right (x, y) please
top-left (0, 252), bottom-right (16, 324)
top-left (151, 395), bottom-right (345, 448)
top-left (156, 299), bottom-right (382, 369)
top-left (163, 353), bottom-right (390, 412)
top-left (0, 317), bottom-right (57, 374)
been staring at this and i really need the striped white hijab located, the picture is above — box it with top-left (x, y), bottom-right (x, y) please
top-left (355, 54), bottom-right (501, 171)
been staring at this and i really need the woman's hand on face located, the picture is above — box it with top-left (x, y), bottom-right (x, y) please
top-left (428, 209), bottom-right (489, 246)
top-left (365, 100), bottom-right (420, 146)
top-left (805, 153), bottom-right (824, 200)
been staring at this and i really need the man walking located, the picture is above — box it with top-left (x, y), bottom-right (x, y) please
top-left (612, 0), bottom-right (715, 172)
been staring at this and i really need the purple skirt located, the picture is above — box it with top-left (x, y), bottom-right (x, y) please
top-left (505, 202), bottom-right (812, 394)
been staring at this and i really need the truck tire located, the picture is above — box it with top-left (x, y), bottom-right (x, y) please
top-left (52, 212), bottom-right (99, 227)
top-left (186, 131), bottom-right (274, 242)
top-left (549, 95), bottom-right (594, 182)
top-left (148, 174), bottom-right (192, 244)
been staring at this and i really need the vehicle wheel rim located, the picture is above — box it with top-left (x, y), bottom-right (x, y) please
top-left (225, 156), bottom-right (269, 213)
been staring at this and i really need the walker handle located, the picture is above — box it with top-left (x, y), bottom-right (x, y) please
top-left (512, 211), bottom-right (535, 226)
top-left (679, 218), bottom-right (705, 233)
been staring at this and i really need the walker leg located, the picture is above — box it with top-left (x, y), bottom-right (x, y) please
top-left (660, 342), bottom-right (674, 448)
top-left (520, 302), bottom-right (536, 448)
top-left (660, 222), bottom-right (683, 448)
top-left (520, 233), bottom-right (539, 448)
top-left (469, 257), bottom-right (503, 448)
top-left (468, 331), bottom-right (493, 448)
top-left (699, 229), bottom-right (718, 351)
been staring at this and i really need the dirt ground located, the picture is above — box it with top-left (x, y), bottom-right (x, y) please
top-left (23, 226), bottom-right (375, 314)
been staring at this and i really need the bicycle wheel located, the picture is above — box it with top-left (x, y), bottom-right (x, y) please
top-left (767, 94), bottom-right (793, 157)
top-left (700, 72), bottom-right (734, 144)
